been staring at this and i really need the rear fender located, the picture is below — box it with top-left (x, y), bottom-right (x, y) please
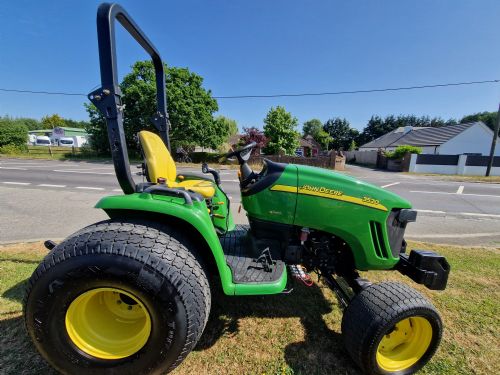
top-left (95, 193), bottom-right (236, 295)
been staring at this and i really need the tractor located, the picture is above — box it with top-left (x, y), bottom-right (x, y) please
top-left (24, 3), bottom-right (450, 374)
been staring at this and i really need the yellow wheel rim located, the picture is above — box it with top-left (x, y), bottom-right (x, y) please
top-left (376, 316), bottom-right (433, 372)
top-left (65, 287), bottom-right (152, 360)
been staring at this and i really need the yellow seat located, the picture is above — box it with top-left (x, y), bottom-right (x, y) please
top-left (138, 131), bottom-right (215, 198)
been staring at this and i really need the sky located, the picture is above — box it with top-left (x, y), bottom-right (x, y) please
top-left (1, 0), bottom-right (500, 132)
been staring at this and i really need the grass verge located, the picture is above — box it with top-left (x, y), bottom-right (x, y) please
top-left (404, 172), bottom-right (500, 183)
top-left (1, 241), bottom-right (498, 375)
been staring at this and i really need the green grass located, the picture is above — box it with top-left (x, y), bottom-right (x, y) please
top-left (0, 242), bottom-right (499, 375)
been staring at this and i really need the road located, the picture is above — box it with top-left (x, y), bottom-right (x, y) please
top-left (1, 158), bottom-right (499, 246)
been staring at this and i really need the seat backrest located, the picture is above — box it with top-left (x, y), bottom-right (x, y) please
top-left (138, 131), bottom-right (176, 183)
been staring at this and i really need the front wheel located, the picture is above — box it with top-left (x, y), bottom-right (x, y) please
top-left (341, 282), bottom-right (442, 375)
top-left (24, 219), bottom-right (211, 374)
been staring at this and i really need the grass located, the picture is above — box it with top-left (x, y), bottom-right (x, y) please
top-left (404, 172), bottom-right (500, 183)
top-left (0, 241), bottom-right (499, 375)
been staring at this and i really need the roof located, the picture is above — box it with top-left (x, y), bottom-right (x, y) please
top-left (360, 122), bottom-right (479, 149)
top-left (299, 137), bottom-right (316, 148)
top-left (228, 134), bottom-right (242, 146)
top-left (303, 134), bottom-right (322, 149)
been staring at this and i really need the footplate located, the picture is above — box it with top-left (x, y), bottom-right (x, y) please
top-left (220, 225), bottom-right (286, 284)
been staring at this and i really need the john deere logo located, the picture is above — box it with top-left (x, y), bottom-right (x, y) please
top-left (300, 184), bottom-right (343, 197)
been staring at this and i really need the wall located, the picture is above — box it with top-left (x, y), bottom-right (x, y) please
top-left (439, 123), bottom-right (500, 156)
top-left (409, 153), bottom-right (500, 176)
top-left (344, 150), bottom-right (378, 166)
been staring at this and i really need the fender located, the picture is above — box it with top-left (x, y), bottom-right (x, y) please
top-left (95, 192), bottom-right (237, 294)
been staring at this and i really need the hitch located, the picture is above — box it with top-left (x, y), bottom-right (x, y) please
top-left (397, 249), bottom-right (450, 290)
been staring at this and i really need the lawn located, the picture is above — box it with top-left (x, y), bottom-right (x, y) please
top-left (1, 241), bottom-right (498, 375)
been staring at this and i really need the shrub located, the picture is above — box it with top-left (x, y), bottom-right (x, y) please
top-left (385, 145), bottom-right (422, 160)
top-left (0, 144), bottom-right (27, 154)
top-left (0, 119), bottom-right (28, 148)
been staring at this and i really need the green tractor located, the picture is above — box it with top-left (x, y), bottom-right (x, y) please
top-left (24, 3), bottom-right (450, 375)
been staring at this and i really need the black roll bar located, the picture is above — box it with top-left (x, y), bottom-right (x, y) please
top-left (88, 3), bottom-right (170, 194)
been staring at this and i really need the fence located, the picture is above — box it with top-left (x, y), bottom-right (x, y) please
top-left (28, 145), bottom-right (84, 156)
top-left (249, 153), bottom-right (345, 170)
top-left (344, 150), bottom-right (378, 166)
top-left (409, 154), bottom-right (500, 176)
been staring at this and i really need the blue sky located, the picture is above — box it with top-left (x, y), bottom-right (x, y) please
top-left (1, 0), bottom-right (500, 131)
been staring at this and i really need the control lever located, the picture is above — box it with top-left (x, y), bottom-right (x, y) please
top-left (202, 162), bottom-right (221, 185)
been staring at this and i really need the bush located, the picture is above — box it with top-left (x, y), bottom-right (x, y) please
top-left (0, 118), bottom-right (28, 148)
top-left (189, 152), bottom-right (226, 164)
top-left (0, 144), bottom-right (27, 155)
top-left (385, 145), bottom-right (421, 160)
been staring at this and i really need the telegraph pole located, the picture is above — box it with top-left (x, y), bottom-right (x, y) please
top-left (486, 103), bottom-right (500, 176)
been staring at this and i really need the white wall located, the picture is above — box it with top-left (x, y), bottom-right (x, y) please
top-left (344, 150), bottom-right (378, 165)
top-left (439, 123), bottom-right (500, 156)
top-left (408, 154), bottom-right (500, 176)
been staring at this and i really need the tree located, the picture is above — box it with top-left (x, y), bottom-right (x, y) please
top-left (41, 114), bottom-right (65, 129)
top-left (263, 106), bottom-right (299, 155)
top-left (460, 111), bottom-right (497, 131)
top-left (240, 127), bottom-right (267, 155)
top-left (303, 119), bottom-right (323, 138)
top-left (348, 139), bottom-right (357, 151)
top-left (323, 117), bottom-right (356, 150)
top-left (215, 116), bottom-right (238, 136)
top-left (85, 60), bottom-right (226, 154)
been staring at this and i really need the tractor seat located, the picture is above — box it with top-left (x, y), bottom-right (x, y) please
top-left (138, 131), bottom-right (215, 198)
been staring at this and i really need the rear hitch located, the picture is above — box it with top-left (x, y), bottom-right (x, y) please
top-left (397, 249), bottom-right (450, 290)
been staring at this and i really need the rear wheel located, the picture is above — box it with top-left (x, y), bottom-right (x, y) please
top-left (24, 219), bottom-right (211, 374)
top-left (341, 282), bottom-right (442, 375)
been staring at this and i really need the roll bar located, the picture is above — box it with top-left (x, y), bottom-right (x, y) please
top-left (88, 3), bottom-right (170, 194)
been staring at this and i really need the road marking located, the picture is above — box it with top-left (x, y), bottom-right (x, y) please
top-left (0, 167), bottom-right (27, 170)
top-left (2, 181), bottom-right (30, 185)
top-left (459, 212), bottom-right (500, 219)
top-left (221, 179), bottom-right (239, 182)
top-left (381, 182), bottom-right (400, 188)
top-left (53, 169), bottom-right (114, 175)
top-left (456, 185), bottom-right (464, 194)
top-left (112, 189), bottom-right (123, 192)
top-left (407, 232), bottom-right (499, 239)
top-left (38, 184), bottom-right (66, 188)
top-left (76, 186), bottom-right (105, 190)
top-left (410, 190), bottom-right (500, 198)
top-left (415, 209), bottom-right (446, 214)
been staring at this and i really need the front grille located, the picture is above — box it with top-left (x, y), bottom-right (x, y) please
top-left (370, 221), bottom-right (389, 259)
top-left (386, 209), bottom-right (409, 257)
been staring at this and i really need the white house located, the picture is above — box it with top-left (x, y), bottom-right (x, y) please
top-left (359, 122), bottom-right (500, 155)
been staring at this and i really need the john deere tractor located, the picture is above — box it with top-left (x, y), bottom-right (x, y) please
top-left (24, 3), bottom-right (450, 375)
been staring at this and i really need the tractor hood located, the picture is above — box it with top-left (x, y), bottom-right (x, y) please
top-left (294, 164), bottom-right (412, 212)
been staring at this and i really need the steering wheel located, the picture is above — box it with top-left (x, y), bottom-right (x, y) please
top-left (226, 142), bottom-right (257, 186)
top-left (226, 142), bottom-right (257, 164)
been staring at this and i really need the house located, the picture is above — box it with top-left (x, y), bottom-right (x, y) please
top-left (359, 122), bottom-right (500, 155)
top-left (296, 135), bottom-right (321, 157)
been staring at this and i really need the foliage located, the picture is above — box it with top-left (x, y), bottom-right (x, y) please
top-left (356, 115), bottom-right (458, 146)
top-left (215, 115), bottom-right (238, 137)
top-left (85, 61), bottom-right (225, 154)
top-left (0, 118), bottom-right (28, 148)
top-left (348, 139), bottom-right (357, 151)
top-left (323, 118), bottom-right (357, 150)
top-left (460, 111), bottom-right (497, 131)
top-left (63, 118), bottom-right (90, 129)
top-left (0, 144), bottom-right (27, 154)
top-left (303, 119), bottom-right (332, 150)
top-left (41, 114), bottom-right (65, 129)
top-left (263, 106), bottom-right (299, 155)
top-left (385, 145), bottom-right (422, 160)
top-left (84, 103), bottom-right (108, 154)
top-left (240, 127), bottom-right (268, 155)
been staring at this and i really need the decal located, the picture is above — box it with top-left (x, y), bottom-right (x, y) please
top-left (270, 184), bottom-right (388, 211)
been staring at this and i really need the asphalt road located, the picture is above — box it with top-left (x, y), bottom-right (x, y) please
top-left (1, 158), bottom-right (499, 246)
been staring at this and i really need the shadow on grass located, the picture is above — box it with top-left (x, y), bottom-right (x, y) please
top-left (197, 282), bottom-right (360, 374)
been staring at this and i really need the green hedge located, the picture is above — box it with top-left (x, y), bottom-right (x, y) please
top-left (385, 145), bottom-right (422, 160)
top-left (0, 120), bottom-right (28, 148)
top-left (188, 152), bottom-right (226, 163)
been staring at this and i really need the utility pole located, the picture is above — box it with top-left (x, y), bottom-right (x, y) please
top-left (486, 103), bottom-right (500, 176)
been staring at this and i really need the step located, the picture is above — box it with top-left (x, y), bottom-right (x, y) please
top-left (220, 224), bottom-right (286, 284)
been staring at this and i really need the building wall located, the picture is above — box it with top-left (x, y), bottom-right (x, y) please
top-left (438, 123), bottom-right (500, 156)
top-left (409, 154), bottom-right (500, 176)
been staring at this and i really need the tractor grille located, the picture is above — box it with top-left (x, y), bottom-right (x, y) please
top-left (369, 221), bottom-right (389, 259)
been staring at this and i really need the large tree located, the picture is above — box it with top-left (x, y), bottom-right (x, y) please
top-left (215, 115), bottom-right (238, 137)
top-left (85, 60), bottom-right (226, 154)
top-left (460, 111), bottom-right (497, 131)
top-left (41, 114), bottom-right (65, 129)
top-left (303, 118), bottom-right (332, 149)
top-left (323, 117), bottom-right (357, 150)
top-left (263, 106), bottom-right (299, 155)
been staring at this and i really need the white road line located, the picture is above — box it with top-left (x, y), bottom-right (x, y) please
top-left (0, 167), bottom-right (27, 170)
top-left (2, 181), bottom-right (30, 185)
top-left (459, 212), bottom-right (500, 219)
top-left (381, 182), bottom-right (400, 188)
top-left (38, 184), bottom-right (66, 188)
top-left (410, 190), bottom-right (500, 198)
top-left (221, 179), bottom-right (239, 182)
top-left (53, 169), bottom-right (114, 175)
top-left (407, 232), bottom-right (499, 239)
top-left (456, 185), bottom-right (464, 194)
top-left (415, 209), bottom-right (446, 214)
top-left (76, 186), bottom-right (105, 191)
top-left (112, 189), bottom-right (123, 192)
